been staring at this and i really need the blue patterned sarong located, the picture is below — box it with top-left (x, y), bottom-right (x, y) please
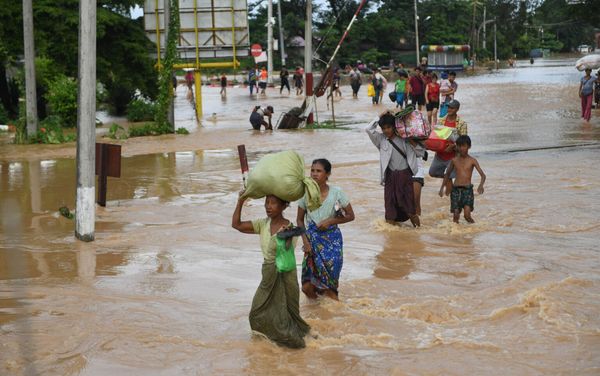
top-left (302, 221), bottom-right (344, 294)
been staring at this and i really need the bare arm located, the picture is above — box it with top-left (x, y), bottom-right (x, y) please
top-left (473, 159), bottom-right (486, 194)
top-left (231, 195), bottom-right (255, 234)
top-left (425, 85), bottom-right (430, 104)
top-left (365, 117), bottom-right (383, 148)
top-left (296, 206), bottom-right (311, 252)
top-left (316, 203), bottom-right (355, 230)
top-left (439, 160), bottom-right (455, 197)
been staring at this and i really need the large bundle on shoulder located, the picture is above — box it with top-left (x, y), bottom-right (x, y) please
top-left (241, 150), bottom-right (321, 211)
top-left (575, 54), bottom-right (600, 71)
top-left (423, 125), bottom-right (458, 153)
top-left (394, 105), bottom-right (431, 140)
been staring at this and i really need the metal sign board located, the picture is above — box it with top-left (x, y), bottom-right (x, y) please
top-left (95, 143), bottom-right (121, 178)
top-left (144, 0), bottom-right (250, 60)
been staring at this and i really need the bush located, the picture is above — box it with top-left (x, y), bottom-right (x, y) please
top-left (45, 75), bottom-right (78, 128)
top-left (175, 127), bottom-right (189, 134)
top-left (0, 104), bottom-right (9, 124)
top-left (28, 115), bottom-right (76, 144)
top-left (126, 97), bottom-right (157, 122)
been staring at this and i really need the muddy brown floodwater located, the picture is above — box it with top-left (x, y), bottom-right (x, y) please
top-left (1, 58), bottom-right (600, 375)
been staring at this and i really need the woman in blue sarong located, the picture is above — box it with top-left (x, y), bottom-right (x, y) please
top-left (297, 159), bottom-right (355, 300)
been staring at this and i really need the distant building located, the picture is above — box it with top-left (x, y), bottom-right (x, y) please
top-left (420, 45), bottom-right (470, 71)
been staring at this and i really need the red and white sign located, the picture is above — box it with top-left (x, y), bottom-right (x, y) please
top-left (250, 44), bottom-right (262, 57)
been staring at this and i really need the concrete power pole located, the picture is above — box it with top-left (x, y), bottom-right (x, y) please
top-left (165, 0), bottom-right (175, 127)
top-left (305, 0), bottom-right (313, 123)
top-left (277, 0), bottom-right (286, 67)
top-left (414, 0), bottom-right (420, 66)
top-left (483, 5), bottom-right (487, 50)
top-left (22, 0), bottom-right (38, 136)
top-left (75, 0), bottom-right (97, 241)
top-left (267, 0), bottom-right (274, 85)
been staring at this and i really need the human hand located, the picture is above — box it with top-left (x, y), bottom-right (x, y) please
top-left (438, 187), bottom-right (444, 197)
top-left (316, 219), bottom-right (331, 231)
top-left (477, 185), bottom-right (484, 195)
top-left (238, 190), bottom-right (247, 202)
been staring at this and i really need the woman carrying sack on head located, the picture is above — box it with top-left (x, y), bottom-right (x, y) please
top-left (232, 192), bottom-right (310, 348)
top-left (297, 159), bottom-right (355, 301)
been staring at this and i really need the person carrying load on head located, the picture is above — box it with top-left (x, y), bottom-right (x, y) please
top-left (232, 191), bottom-right (310, 348)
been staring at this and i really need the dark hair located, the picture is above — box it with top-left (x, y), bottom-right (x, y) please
top-left (432, 73), bottom-right (438, 79)
top-left (456, 135), bottom-right (471, 147)
top-left (266, 105), bottom-right (274, 113)
top-left (415, 66), bottom-right (422, 71)
top-left (448, 71), bottom-right (457, 77)
top-left (267, 195), bottom-right (289, 207)
top-left (378, 113), bottom-right (396, 128)
top-left (312, 158), bottom-right (332, 173)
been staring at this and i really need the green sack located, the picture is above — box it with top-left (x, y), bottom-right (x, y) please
top-left (275, 238), bottom-right (296, 273)
top-left (241, 150), bottom-right (321, 211)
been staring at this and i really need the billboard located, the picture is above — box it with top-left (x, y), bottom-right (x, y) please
top-left (144, 0), bottom-right (250, 60)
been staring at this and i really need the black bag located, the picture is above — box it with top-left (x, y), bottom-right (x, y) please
top-left (388, 91), bottom-right (397, 102)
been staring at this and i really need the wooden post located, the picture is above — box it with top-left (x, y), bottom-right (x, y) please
top-left (237, 144), bottom-right (248, 187)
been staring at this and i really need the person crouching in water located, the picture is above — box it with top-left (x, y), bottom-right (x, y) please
top-left (296, 159), bottom-right (355, 301)
top-left (249, 105), bottom-right (274, 130)
top-left (438, 135), bottom-right (486, 223)
top-left (366, 111), bottom-right (425, 227)
top-left (232, 192), bottom-right (310, 348)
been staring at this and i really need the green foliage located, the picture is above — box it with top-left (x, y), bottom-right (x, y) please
top-left (0, 104), bottom-right (8, 124)
top-left (45, 75), bottom-right (78, 128)
top-left (155, 0), bottom-right (179, 131)
top-left (126, 97), bottom-right (157, 122)
top-left (128, 122), bottom-right (171, 138)
top-left (107, 123), bottom-right (128, 139)
top-left (175, 127), bottom-right (189, 135)
top-left (28, 115), bottom-right (76, 144)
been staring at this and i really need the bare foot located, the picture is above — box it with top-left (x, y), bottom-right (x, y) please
top-left (465, 215), bottom-right (475, 223)
top-left (409, 215), bottom-right (420, 227)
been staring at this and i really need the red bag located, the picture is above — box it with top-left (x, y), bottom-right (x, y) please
top-left (423, 126), bottom-right (456, 152)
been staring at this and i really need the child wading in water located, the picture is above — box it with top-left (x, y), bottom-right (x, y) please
top-left (439, 135), bottom-right (486, 223)
top-left (232, 193), bottom-right (310, 348)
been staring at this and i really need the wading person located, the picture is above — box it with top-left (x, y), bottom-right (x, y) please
top-left (366, 112), bottom-right (425, 227)
top-left (439, 135), bottom-right (486, 223)
top-left (579, 68), bottom-right (596, 122)
top-left (249, 105), bottom-right (274, 131)
top-left (394, 72), bottom-right (409, 109)
top-left (425, 72), bottom-right (440, 125)
top-left (409, 67), bottom-right (425, 111)
top-left (248, 67), bottom-right (258, 95)
top-left (232, 193), bottom-right (310, 348)
top-left (259, 67), bottom-right (268, 95)
top-left (297, 159), bottom-right (355, 300)
top-left (280, 67), bottom-right (290, 95)
top-left (349, 67), bottom-right (362, 98)
top-left (219, 73), bottom-right (227, 97)
top-left (439, 71), bottom-right (458, 118)
top-left (293, 67), bottom-right (304, 95)
top-left (428, 100), bottom-right (468, 184)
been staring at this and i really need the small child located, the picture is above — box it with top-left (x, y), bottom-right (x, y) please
top-left (439, 135), bottom-right (486, 223)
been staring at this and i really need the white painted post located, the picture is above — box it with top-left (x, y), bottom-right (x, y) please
top-left (75, 0), bottom-right (97, 241)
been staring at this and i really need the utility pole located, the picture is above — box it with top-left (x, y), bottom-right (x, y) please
top-left (414, 0), bottom-right (420, 66)
top-left (75, 0), bottom-right (97, 242)
top-left (22, 0), bottom-right (38, 136)
top-left (277, 0), bottom-right (286, 67)
top-left (494, 21), bottom-right (498, 70)
top-left (267, 0), bottom-right (274, 85)
top-left (483, 5), bottom-right (486, 49)
top-left (165, 0), bottom-right (175, 127)
top-left (305, 0), bottom-right (313, 123)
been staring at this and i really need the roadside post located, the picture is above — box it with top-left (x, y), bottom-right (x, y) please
top-left (95, 143), bottom-right (122, 207)
top-left (237, 144), bottom-right (249, 188)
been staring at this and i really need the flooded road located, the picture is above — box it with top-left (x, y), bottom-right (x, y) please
top-left (1, 58), bottom-right (600, 375)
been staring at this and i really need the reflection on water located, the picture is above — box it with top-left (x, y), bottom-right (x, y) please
top-left (1, 59), bottom-right (600, 374)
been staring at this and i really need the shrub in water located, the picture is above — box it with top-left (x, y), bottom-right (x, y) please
top-left (126, 98), bottom-right (157, 122)
top-left (45, 75), bottom-right (78, 128)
